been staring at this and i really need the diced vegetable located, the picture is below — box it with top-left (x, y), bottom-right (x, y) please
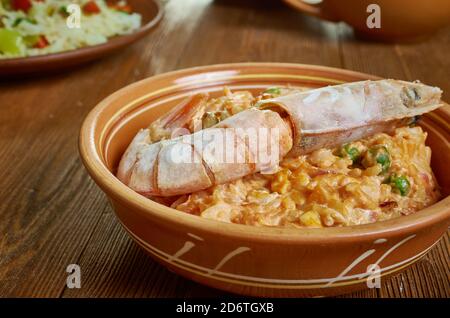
top-left (300, 211), bottom-right (322, 227)
top-left (390, 175), bottom-right (410, 196)
top-left (0, 28), bottom-right (23, 55)
top-left (202, 112), bottom-right (219, 129)
top-left (11, 0), bottom-right (32, 13)
top-left (13, 18), bottom-right (23, 27)
top-left (373, 146), bottom-right (391, 173)
top-left (13, 17), bottom-right (36, 27)
top-left (263, 87), bottom-right (281, 95)
top-left (83, 1), bottom-right (101, 14)
top-left (23, 34), bottom-right (39, 46)
top-left (32, 35), bottom-right (49, 48)
top-left (107, 1), bottom-right (132, 14)
top-left (59, 5), bottom-right (69, 17)
top-left (23, 34), bottom-right (49, 49)
top-left (202, 110), bottom-right (230, 128)
top-left (362, 145), bottom-right (391, 173)
top-left (341, 144), bottom-right (360, 163)
top-left (1, 0), bottom-right (11, 10)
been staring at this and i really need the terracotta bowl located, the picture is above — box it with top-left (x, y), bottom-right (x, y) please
top-left (79, 63), bottom-right (450, 297)
top-left (283, 0), bottom-right (450, 42)
top-left (0, 0), bottom-right (163, 76)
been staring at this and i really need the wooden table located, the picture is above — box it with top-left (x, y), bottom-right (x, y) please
top-left (1, 0), bottom-right (449, 298)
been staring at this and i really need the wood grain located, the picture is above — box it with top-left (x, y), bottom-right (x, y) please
top-left (0, 0), bottom-right (448, 298)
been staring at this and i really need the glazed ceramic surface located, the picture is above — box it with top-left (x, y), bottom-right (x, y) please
top-left (283, 0), bottom-right (450, 42)
top-left (79, 63), bottom-right (450, 297)
top-left (0, 0), bottom-right (163, 76)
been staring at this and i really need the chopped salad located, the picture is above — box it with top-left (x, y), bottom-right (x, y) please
top-left (0, 0), bottom-right (141, 58)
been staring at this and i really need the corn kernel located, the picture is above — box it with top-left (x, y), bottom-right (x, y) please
top-left (249, 189), bottom-right (268, 199)
top-left (300, 211), bottom-right (322, 227)
top-left (271, 180), bottom-right (290, 194)
top-left (290, 190), bottom-right (306, 206)
top-left (364, 164), bottom-right (382, 176)
top-left (282, 196), bottom-right (296, 210)
top-left (348, 168), bottom-right (362, 177)
top-left (283, 158), bottom-right (303, 170)
top-left (295, 172), bottom-right (310, 187)
top-left (345, 182), bottom-right (359, 192)
top-left (271, 169), bottom-right (291, 194)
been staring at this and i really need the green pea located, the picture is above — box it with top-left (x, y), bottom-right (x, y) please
top-left (263, 87), bottom-right (281, 95)
top-left (374, 147), bottom-right (391, 173)
top-left (391, 175), bottom-right (410, 196)
top-left (341, 144), bottom-right (360, 163)
top-left (365, 145), bottom-right (390, 173)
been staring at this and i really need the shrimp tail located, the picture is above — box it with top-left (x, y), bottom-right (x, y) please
top-left (148, 93), bottom-right (209, 142)
top-left (117, 108), bottom-right (292, 196)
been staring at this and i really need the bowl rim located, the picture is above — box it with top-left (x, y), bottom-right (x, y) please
top-left (79, 62), bottom-right (450, 243)
top-left (0, 0), bottom-right (163, 65)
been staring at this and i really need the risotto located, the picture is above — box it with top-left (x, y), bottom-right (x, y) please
top-left (167, 87), bottom-right (441, 228)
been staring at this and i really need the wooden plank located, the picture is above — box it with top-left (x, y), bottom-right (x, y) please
top-left (0, 0), bottom-right (209, 297)
top-left (61, 213), bottom-right (228, 297)
top-left (395, 30), bottom-right (450, 100)
top-left (177, 0), bottom-right (342, 68)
